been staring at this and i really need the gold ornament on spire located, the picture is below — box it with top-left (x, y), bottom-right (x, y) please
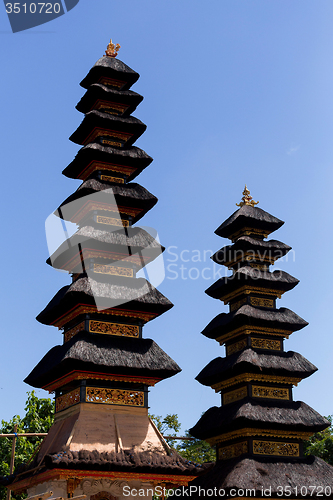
top-left (236, 185), bottom-right (259, 207)
top-left (105, 39), bottom-right (121, 58)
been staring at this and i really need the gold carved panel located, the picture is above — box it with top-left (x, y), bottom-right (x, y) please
top-left (252, 385), bottom-right (289, 400)
top-left (89, 320), bottom-right (139, 337)
top-left (86, 387), bottom-right (144, 406)
top-left (223, 386), bottom-right (248, 405)
top-left (250, 297), bottom-right (274, 308)
top-left (218, 441), bottom-right (248, 460)
top-left (55, 388), bottom-right (81, 412)
top-left (64, 321), bottom-right (86, 342)
top-left (230, 298), bottom-right (247, 312)
top-left (96, 215), bottom-right (129, 227)
top-left (226, 339), bottom-right (247, 355)
top-left (93, 263), bottom-right (134, 277)
top-left (100, 174), bottom-right (125, 184)
top-left (253, 440), bottom-right (299, 457)
top-left (251, 338), bottom-right (281, 350)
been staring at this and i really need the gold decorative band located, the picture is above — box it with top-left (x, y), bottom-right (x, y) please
top-left (251, 338), bottom-right (281, 350)
top-left (89, 320), bottom-right (139, 337)
top-left (221, 286), bottom-right (281, 305)
top-left (83, 128), bottom-right (132, 146)
top-left (64, 321), bottom-right (86, 342)
top-left (207, 428), bottom-right (312, 446)
top-left (94, 100), bottom-right (129, 116)
top-left (226, 339), bottom-right (247, 355)
top-left (217, 325), bottom-right (290, 346)
top-left (212, 373), bottom-right (301, 392)
top-left (253, 440), bottom-right (299, 457)
top-left (98, 76), bottom-right (126, 89)
top-left (96, 215), bottom-right (129, 227)
top-left (252, 385), bottom-right (289, 400)
top-left (223, 386), bottom-right (247, 405)
top-left (218, 441), bottom-right (248, 460)
top-left (86, 387), bottom-right (144, 406)
top-left (55, 388), bottom-right (80, 412)
top-left (250, 296), bottom-right (275, 308)
top-left (93, 263), bottom-right (134, 277)
top-left (100, 174), bottom-right (125, 183)
top-left (230, 298), bottom-right (247, 312)
top-left (230, 227), bottom-right (269, 242)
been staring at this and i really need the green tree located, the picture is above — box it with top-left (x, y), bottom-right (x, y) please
top-left (0, 391), bottom-right (54, 500)
top-left (149, 413), bottom-right (215, 464)
top-left (304, 415), bottom-right (333, 465)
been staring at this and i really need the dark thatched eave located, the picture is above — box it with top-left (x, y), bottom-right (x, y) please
top-left (76, 84), bottom-right (143, 116)
top-left (189, 400), bottom-right (329, 440)
top-left (205, 267), bottom-right (299, 300)
top-left (47, 226), bottom-right (164, 271)
top-left (62, 144), bottom-right (153, 182)
top-left (57, 179), bottom-right (157, 224)
top-left (69, 110), bottom-right (146, 147)
top-left (196, 349), bottom-right (317, 386)
top-left (24, 333), bottom-right (181, 388)
top-left (177, 456), bottom-right (333, 498)
top-left (211, 237), bottom-right (291, 266)
top-left (202, 305), bottom-right (308, 340)
top-left (80, 56), bottom-right (140, 91)
top-left (215, 205), bottom-right (284, 239)
top-left (36, 276), bottom-right (173, 326)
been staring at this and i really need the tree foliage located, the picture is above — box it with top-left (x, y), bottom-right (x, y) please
top-left (0, 391), bottom-right (54, 500)
top-left (304, 415), bottom-right (333, 465)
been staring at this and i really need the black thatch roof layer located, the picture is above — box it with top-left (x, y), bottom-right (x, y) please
top-left (69, 110), bottom-right (146, 147)
top-left (24, 333), bottom-right (181, 388)
top-left (202, 305), bottom-right (308, 339)
top-left (196, 349), bottom-right (317, 386)
top-left (47, 226), bottom-right (163, 271)
top-left (36, 276), bottom-right (173, 326)
top-left (212, 237), bottom-right (291, 266)
top-left (76, 84), bottom-right (143, 116)
top-left (80, 57), bottom-right (140, 90)
top-left (57, 179), bottom-right (157, 224)
top-left (177, 456), bottom-right (333, 498)
top-left (215, 205), bottom-right (284, 239)
top-left (190, 400), bottom-right (329, 440)
top-left (205, 267), bottom-right (299, 300)
top-left (62, 143), bottom-right (153, 182)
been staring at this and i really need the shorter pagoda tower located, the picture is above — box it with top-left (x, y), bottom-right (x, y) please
top-left (8, 41), bottom-right (203, 500)
top-left (186, 187), bottom-right (333, 498)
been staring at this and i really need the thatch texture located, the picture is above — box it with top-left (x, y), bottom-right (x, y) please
top-left (196, 348), bottom-right (317, 386)
top-left (205, 266), bottom-right (299, 299)
top-left (36, 276), bottom-right (173, 326)
top-left (80, 56), bottom-right (140, 90)
top-left (47, 226), bottom-right (163, 271)
top-left (62, 143), bottom-right (153, 182)
top-left (57, 179), bottom-right (157, 224)
top-left (202, 305), bottom-right (308, 339)
top-left (69, 110), bottom-right (146, 147)
top-left (215, 205), bottom-right (284, 239)
top-left (177, 456), bottom-right (333, 498)
top-left (24, 333), bottom-right (181, 387)
top-left (212, 236), bottom-right (291, 265)
top-left (190, 400), bottom-right (329, 439)
top-left (76, 84), bottom-right (143, 116)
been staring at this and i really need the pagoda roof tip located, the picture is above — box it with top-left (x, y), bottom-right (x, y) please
top-left (236, 185), bottom-right (259, 208)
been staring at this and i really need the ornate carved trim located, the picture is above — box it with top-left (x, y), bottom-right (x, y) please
top-left (251, 337), bottom-right (281, 350)
top-left (212, 374), bottom-right (301, 392)
top-left (252, 385), bottom-right (289, 400)
top-left (230, 227), bottom-right (269, 242)
top-left (89, 320), bottom-right (139, 337)
top-left (64, 321), bottom-right (86, 342)
top-left (83, 128), bottom-right (132, 146)
top-left (221, 286), bottom-right (281, 305)
top-left (229, 298), bottom-right (247, 312)
top-left (96, 215), bottom-right (129, 227)
top-left (226, 339), bottom-right (247, 355)
top-left (86, 387), bottom-right (144, 406)
top-left (250, 296), bottom-right (275, 308)
top-left (100, 174), bottom-right (125, 183)
top-left (253, 440), bottom-right (299, 457)
top-left (222, 386), bottom-right (247, 405)
top-left (69, 200), bottom-right (140, 223)
top-left (207, 428), bottom-right (312, 446)
top-left (97, 77), bottom-right (126, 89)
top-left (55, 388), bottom-right (81, 413)
top-left (216, 325), bottom-right (290, 345)
top-left (218, 441), bottom-right (248, 460)
top-left (93, 263), bottom-right (134, 277)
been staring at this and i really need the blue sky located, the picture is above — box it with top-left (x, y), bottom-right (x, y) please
top-left (1, 1), bottom-right (333, 434)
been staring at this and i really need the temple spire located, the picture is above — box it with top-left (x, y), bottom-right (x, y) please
top-left (236, 184), bottom-right (259, 207)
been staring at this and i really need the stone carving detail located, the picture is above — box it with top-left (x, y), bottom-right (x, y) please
top-left (252, 386), bottom-right (289, 400)
top-left (251, 338), bottom-right (281, 350)
top-left (86, 387), bottom-right (144, 406)
top-left (56, 388), bottom-right (81, 412)
top-left (218, 441), bottom-right (248, 460)
top-left (253, 440), bottom-right (299, 457)
top-left (89, 320), bottom-right (139, 337)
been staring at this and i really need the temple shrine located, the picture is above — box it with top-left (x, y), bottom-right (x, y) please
top-left (8, 41), bottom-right (202, 499)
top-left (184, 187), bottom-right (333, 498)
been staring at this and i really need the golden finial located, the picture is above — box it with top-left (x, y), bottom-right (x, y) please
top-left (236, 185), bottom-right (259, 207)
top-left (105, 39), bottom-right (121, 58)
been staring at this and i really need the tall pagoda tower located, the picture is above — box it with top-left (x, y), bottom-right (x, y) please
top-left (186, 187), bottom-right (333, 497)
top-left (9, 41), bottom-right (201, 499)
